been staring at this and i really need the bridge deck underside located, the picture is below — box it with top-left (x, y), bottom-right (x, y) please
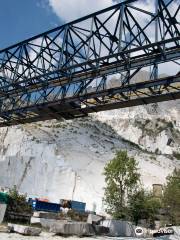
top-left (0, 75), bottom-right (179, 127)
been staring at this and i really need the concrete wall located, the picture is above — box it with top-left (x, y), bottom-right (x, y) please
top-left (0, 204), bottom-right (7, 224)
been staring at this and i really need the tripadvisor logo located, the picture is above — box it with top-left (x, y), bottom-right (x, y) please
top-left (135, 227), bottom-right (144, 236)
top-left (135, 227), bottom-right (174, 237)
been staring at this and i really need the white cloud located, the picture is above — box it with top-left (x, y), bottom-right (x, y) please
top-left (47, 0), bottom-right (159, 25)
top-left (48, 0), bottom-right (114, 23)
top-left (134, 0), bottom-right (155, 13)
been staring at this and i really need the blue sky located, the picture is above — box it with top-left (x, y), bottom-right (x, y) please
top-left (0, 0), bottom-right (157, 50)
top-left (0, 0), bottom-right (61, 50)
top-left (0, 0), bottom-right (133, 50)
top-left (0, 0), bottom-right (121, 50)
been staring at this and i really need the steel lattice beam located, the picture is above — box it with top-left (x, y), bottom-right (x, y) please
top-left (0, 0), bottom-right (179, 126)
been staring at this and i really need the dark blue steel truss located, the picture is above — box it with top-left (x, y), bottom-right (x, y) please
top-left (0, 0), bottom-right (179, 126)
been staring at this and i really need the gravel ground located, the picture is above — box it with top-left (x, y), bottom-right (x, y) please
top-left (0, 232), bottom-right (153, 240)
top-left (0, 232), bottom-right (99, 240)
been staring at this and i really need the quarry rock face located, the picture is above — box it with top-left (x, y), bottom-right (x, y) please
top-left (0, 89), bottom-right (180, 214)
top-left (0, 104), bottom-right (180, 213)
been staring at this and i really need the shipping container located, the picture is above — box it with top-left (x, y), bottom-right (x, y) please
top-left (71, 200), bottom-right (86, 212)
top-left (0, 192), bottom-right (8, 204)
top-left (29, 198), bottom-right (60, 213)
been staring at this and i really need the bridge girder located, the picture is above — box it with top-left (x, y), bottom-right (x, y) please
top-left (0, 0), bottom-right (179, 126)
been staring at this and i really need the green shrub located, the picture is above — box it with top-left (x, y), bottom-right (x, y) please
top-left (6, 186), bottom-right (32, 214)
top-left (173, 151), bottom-right (180, 160)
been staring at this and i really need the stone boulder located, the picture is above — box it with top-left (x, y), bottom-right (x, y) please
top-left (33, 211), bottom-right (59, 219)
top-left (93, 225), bottom-right (109, 235)
top-left (0, 225), bottom-right (9, 233)
top-left (8, 223), bottom-right (41, 236)
top-left (101, 220), bottom-right (136, 237)
top-left (87, 213), bottom-right (104, 224)
top-left (50, 222), bottom-right (95, 236)
top-left (31, 217), bottom-right (68, 229)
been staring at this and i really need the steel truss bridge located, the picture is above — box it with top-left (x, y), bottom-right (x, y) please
top-left (0, 0), bottom-right (179, 127)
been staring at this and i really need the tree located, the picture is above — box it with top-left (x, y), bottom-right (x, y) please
top-left (103, 150), bottom-right (140, 219)
top-left (128, 189), bottom-right (161, 226)
top-left (128, 189), bottom-right (146, 225)
top-left (163, 169), bottom-right (180, 225)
